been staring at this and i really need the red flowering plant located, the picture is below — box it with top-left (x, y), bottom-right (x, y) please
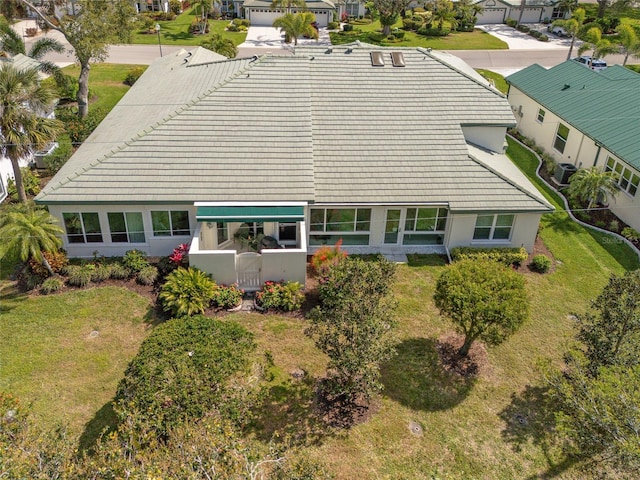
top-left (255, 280), bottom-right (304, 312)
top-left (169, 243), bottom-right (190, 267)
top-left (212, 283), bottom-right (244, 310)
top-left (310, 239), bottom-right (347, 283)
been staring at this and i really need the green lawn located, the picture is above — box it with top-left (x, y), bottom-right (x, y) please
top-left (2, 136), bottom-right (638, 476)
top-left (477, 69), bottom-right (509, 94)
top-left (331, 20), bottom-right (507, 49)
top-left (130, 9), bottom-right (247, 46)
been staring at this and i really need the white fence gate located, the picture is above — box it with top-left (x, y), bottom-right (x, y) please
top-left (236, 252), bottom-right (262, 291)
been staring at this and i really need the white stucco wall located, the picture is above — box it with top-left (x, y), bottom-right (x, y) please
top-left (462, 126), bottom-right (508, 153)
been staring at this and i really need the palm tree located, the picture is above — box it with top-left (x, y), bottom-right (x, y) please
top-left (568, 167), bottom-right (620, 210)
top-left (432, 0), bottom-right (458, 32)
top-left (0, 17), bottom-right (65, 79)
top-left (201, 33), bottom-right (238, 58)
top-left (578, 27), bottom-right (619, 68)
top-left (616, 24), bottom-right (640, 66)
top-left (553, 7), bottom-right (586, 60)
top-left (193, 0), bottom-right (212, 35)
top-left (270, 0), bottom-right (307, 14)
top-left (0, 63), bottom-right (63, 202)
top-left (272, 12), bottom-right (318, 46)
top-left (0, 205), bottom-right (63, 275)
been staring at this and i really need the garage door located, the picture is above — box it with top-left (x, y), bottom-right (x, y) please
top-left (247, 9), bottom-right (281, 26)
top-left (520, 8), bottom-right (542, 23)
top-left (476, 8), bottom-right (506, 24)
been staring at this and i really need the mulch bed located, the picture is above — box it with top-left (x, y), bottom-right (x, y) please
top-left (436, 333), bottom-right (490, 379)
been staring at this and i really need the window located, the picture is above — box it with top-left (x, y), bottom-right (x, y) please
top-left (605, 157), bottom-right (639, 196)
top-left (217, 222), bottom-right (229, 245)
top-left (107, 212), bottom-right (146, 243)
top-left (63, 212), bottom-right (103, 243)
top-left (345, 1), bottom-right (359, 16)
top-left (309, 208), bottom-right (371, 246)
top-left (473, 214), bottom-right (514, 241)
top-left (536, 108), bottom-right (545, 123)
top-left (553, 123), bottom-right (570, 153)
top-left (402, 207), bottom-right (448, 245)
top-left (278, 222), bottom-right (297, 243)
top-left (151, 210), bottom-right (190, 237)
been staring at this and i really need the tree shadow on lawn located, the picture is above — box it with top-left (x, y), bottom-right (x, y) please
top-left (78, 401), bottom-right (118, 453)
top-left (381, 337), bottom-right (475, 411)
top-left (249, 376), bottom-right (339, 447)
top-left (163, 31), bottom-right (196, 41)
top-left (499, 384), bottom-right (579, 479)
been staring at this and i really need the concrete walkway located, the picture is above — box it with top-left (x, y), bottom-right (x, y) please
top-left (239, 26), bottom-right (331, 49)
top-left (477, 23), bottom-right (580, 51)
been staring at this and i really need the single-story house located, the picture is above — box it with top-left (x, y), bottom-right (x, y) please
top-left (239, 0), bottom-right (339, 26)
top-left (134, 0), bottom-right (170, 13)
top-left (472, 0), bottom-right (569, 25)
top-left (35, 45), bottom-right (553, 289)
top-left (506, 60), bottom-right (640, 231)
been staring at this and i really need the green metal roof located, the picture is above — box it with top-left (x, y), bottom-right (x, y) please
top-left (196, 205), bottom-right (304, 222)
top-left (506, 61), bottom-right (640, 170)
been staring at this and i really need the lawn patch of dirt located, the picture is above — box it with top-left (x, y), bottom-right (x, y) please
top-left (436, 333), bottom-right (491, 380)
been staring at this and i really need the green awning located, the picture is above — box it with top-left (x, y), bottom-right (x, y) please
top-left (196, 206), bottom-right (305, 223)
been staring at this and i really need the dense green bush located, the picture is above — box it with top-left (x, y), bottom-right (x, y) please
top-left (64, 265), bottom-right (93, 287)
top-left (327, 21), bottom-right (339, 29)
top-left (136, 265), bottom-right (158, 286)
top-left (402, 17), bottom-right (423, 30)
top-left (7, 168), bottom-right (40, 202)
top-left (40, 277), bottom-right (64, 294)
top-left (212, 283), bottom-right (244, 309)
top-left (122, 249), bottom-right (149, 273)
top-left (622, 227), bottom-right (640, 242)
top-left (169, 0), bottom-right (181, 14)
top-left (531, 254), bottom-right (552, 273)
top-left (123, 67), bottom-right (146, 86)
top-left (27, 249), bottom-right (68, 277)
top-left (343, 23), bottom-right (354, 31)
top-left (538, 34), bottom-right (549, 41)
top-left (516, 24), bottom-right (530, 32)
top-left (55, 105), bottom-right (107, 145)
top-left (116, 315), bottom-right (256, 436)
top-left (418, 26), bottom-right (450, 36)
top-left (90, 263), bottom-right (112, 283)
top-left (109, 262), bottom-right (129, 279)
top-left (16, 266), bottom-right (45, 291)
top-left (159, 267), bottom-right (216, 317)
top-left (255, 280), bottom-right (304, 312)
top-left (450, 247), bottom-right (529, 266)
top-left (43, 136), bottom-right (73, 175)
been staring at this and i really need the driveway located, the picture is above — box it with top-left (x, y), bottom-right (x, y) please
top-left (239, 26), bottom-right (331, 49)
top-left (477, 23), bottom-right (580, 51)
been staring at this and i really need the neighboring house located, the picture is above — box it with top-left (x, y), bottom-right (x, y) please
top-left (35, 45), bottom-right (553, 289)
top-left (472, 0), bottom-right (569, 24)
top-left (241, 0), bottom-right (337, 26)
top-left (134, 0), bottom-right (170, 13)
top-left (506, 60), bottom-right (640, 231)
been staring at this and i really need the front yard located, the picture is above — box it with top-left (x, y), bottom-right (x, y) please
top-left (1, 138), bottom-right (637, 478)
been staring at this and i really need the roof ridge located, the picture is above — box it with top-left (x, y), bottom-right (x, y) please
top-left (466, 143), bottom-right (554, 211)
top-left (39, 58), bottom-right (261, 197)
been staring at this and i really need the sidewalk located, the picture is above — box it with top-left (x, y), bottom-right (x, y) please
top-left (477, 23), bottom-right (579, 51)
top-left (239, 26), bottom-right (331, 49)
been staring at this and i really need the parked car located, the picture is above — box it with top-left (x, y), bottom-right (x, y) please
top-left (547, 24), bottom-right (569, 37)
top-left (573, 56), bottom-right (607, 71)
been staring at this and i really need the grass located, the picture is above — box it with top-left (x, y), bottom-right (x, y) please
top-left (331, 19), bottom-right (507, 49)
top-left (0, 285), bottom-right (152, 437)
top-left (130, 9), bottom-right (247, 46)
top-left (477, 69), bottom-right (509, 94)
top-left (2, 138), bottom-right (637, 476)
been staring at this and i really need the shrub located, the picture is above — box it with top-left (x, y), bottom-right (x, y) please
top-left (137, 265), bottom-right (158, 286)
top-left (90, 263), bottom-right (112, 283)
top-left (622, 227), bottom-right (640, 242)
top-left (538, 34), bottom-right (549, 42)
top-left (531, 254), bottom-right (552, 273)
top-left (418, 26), bottom-right (450, 36)
top-left (16, 265), bottom-right (45, 291)
top-left (506, 17), bottom-right (517, 27)
top-left (40, 277), bottom-right (64, 294)
top-left (310, 239), bottom-right (347, 279)
top-left (516, 24), bottom-right (530, 33)
top-left (123, 67), bottom-right (145, 86)
top-left (212, 283), bottom-right (244, 309)
top-left (109, 262), bottom-right (130, 279)
top-left (7, 168), bottom-right (40, 201)
top-left (529, 30), bottom-right (541, 38)
top-left (393, 30), bottom-right (405, 39)
top-left (169, 0), bottom-right (181, 14)
top-left (122, 249), bottom-right (149, 273)
top-left (159, 267), bottom-right (216, 317)
top-left (28, 249), bottom-right (68, 277)
top-left (43, 136), bottom-right (73, 175)
top-left (327, 21), bottom-right (339, 30)
top-left (609, 220), bottom-right (620, 232)
top-left (169, 243), bottom-right (190, 267)
top-left (402, 17), bottom-right (422, 30)
top-left (255, 280), bottom-right (304, 312)
top-left (343, 23), bottom-right (354, 31)
top-left (65, 265), bottom-right (92, 287)
top-left (450, 246), bottom-right (529, 267)
top-left (115, 315), bottom-right (256, 437)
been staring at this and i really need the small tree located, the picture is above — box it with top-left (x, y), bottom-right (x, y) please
top-left (306, 256), bottom-right (398, 405)
top-left (575, 270), bottom-right (640, 376)
top-left (432, 0), bottom-right (458, 32)
top-left (615, 24), bottom-right (640, 66)
top-left (552, 7), bottom-right (586, 60)
top-left (577, 26), bottom-right (619, 68)
top-left (272, 12), bottom-right (318, 46)
top-left (201, 33), bottom-right (238, 58)
top-left (371, 0), bottom-right (410, 36)
top-left (0, 205), bottom-right (63, 275)
top-left (434, 258), bottom-right (528, 357)
top-left (567, 166), bottom-right (619, 209)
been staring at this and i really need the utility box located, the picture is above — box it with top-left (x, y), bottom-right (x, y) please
top-left (554, 163), bottom-right (577, 185)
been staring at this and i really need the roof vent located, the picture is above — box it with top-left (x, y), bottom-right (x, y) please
top-left (561, 84), bottom-right (570, 90)
top-left (370, 51), bottom-right (385, 67)
top-left (391, 51), bottom-right (405, 67)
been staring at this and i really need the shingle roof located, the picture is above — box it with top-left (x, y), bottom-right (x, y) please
top-left (506, 60), bottom-right (640, 170)
top-left (36, 44), bottom-right (550, 212)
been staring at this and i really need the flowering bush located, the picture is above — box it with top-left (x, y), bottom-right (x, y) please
top-left (310, 239), bottom-right (347, 280)
top-left (212, 283), bottom-right (244, 309)
top-left (169, 243), bottom-right (190, 267)
top-left (255, 280), bottom-right (305, 312)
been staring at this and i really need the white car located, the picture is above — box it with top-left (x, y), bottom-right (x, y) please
top-left (548, 24), bottom-right (569, 37)
top-left (573, 56), bottom-right (607, 72)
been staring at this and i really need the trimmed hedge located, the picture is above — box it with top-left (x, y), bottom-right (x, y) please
top-left (450, 246), bottom-right (528, 266)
